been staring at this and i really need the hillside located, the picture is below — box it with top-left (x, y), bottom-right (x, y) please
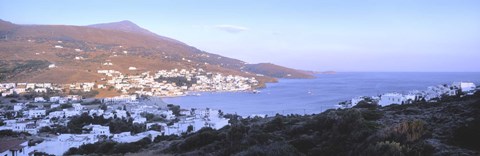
top-left (64, 92), bottom-right (480, 155)
top-left (245, 63), bottom-right (315, 78)
top-left (0, 19), bottom-right (313, 85)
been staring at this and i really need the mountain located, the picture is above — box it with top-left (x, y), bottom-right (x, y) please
top-left (88, 20), bottom-right (184, 45)
top-left (0, 19), bottom-right (313, 84)
top-left (88, 20), bottom-right (157, 37)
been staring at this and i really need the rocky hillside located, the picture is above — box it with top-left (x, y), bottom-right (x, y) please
top-left (63, 92), bottom-right (480, 155)
top-left (0, 19), bottom-right (313, 84)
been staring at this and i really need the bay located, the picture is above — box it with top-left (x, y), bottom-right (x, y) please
top-left (163, 72), bottom-right (480, 116)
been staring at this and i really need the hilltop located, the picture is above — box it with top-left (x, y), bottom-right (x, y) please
top-left (0, 19), bottom-right (313, 85)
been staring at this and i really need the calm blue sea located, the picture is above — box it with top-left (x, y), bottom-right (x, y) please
top-left (163, 72), bottom-right (480, 116)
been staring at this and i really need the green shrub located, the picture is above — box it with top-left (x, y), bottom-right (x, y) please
top-left (453, 119), bottom-right (480, 150)
top-left (361, 109), bottom-right (384, 120)
top-left (234, 142), bottom-right (300, 156)
top-left (177, 127), bottom-right (220, 151)
top-left (362, 141), bottom-right (405, 156)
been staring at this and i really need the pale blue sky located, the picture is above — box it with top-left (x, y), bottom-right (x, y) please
top-left (1, 0), bottom-right (479, 72)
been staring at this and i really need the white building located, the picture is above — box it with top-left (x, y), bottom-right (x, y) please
top-left (379, 93), bottom-right (407, 106)
top-left (0, 139), bottom-right (28, 156)
top-left (13, 103), bottom-right (24, 111)
top-left (72, 103), bottom-right (83, 111)
top-left (453, 82), bottom-right (476, 93)
top-left (50, 96), bottom-right (60, 102)
top-left (34, 97), bottom-right (46, 102)
top-left (51, 104), bottom-right (60, 109)
top-left (34, 88), bottom-right (47, 93)
top-left (115, 110), bottom-right (128, 118)
top-left (29, 109), bottom-right (46, 118)
top-left (89, 109), bottom-right (104, 116)
top-left (103, 95), bottom-right (137, 103)
top-left (350, 96), bottom-right (366, 107)
top-left (63, 109), bottom-right (81, 117)
top-left (85, 124), bottom-right (110, 136)
top-left (133, 117), bottom-right (147, 124)
top-left (58, 98), bottom-right (68, 104)
top-left (48, 111), bottom-right (65, 118)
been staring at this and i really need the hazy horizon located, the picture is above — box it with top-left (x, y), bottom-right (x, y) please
top-left (1, 0), bottom-right (479, 72)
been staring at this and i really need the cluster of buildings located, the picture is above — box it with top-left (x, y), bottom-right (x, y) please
top-left (0, 83), bottom-right (56, 97)
top-left (0, 82), bottom-right (95, 97)
top-left (347, 82), bottom-right (478, 107)
top-left (0, 90), bottom-right (229, 155)
top-left (97, 68), bottom-right (259, 97)
top-left (0, 67), bottom-right (258, 155)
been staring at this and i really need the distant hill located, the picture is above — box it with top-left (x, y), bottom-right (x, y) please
top-left (244, 63), bottom-right (315, 78)
top-left (0, 19), bottom-right (313, 84)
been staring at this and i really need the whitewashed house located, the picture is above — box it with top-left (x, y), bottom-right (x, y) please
top-left (84, 124), bottom-right (110, 136)
top-left (72, 103), bottom-right (83, 111)
top-left (28, 109), bottom-right (46, 118)
top-left (50, 96), bottom-right (60, 102)
top-left (13, 88), bottom-right (26, 94)
top-left (379, 93), bottom-right (406, 106)
top-left (67, 95), bottom-right (82, 101)
top-left (0, 139), bottom-right (28, 156)
top-left (89, 109), bottom-right (104, 116)
top-left (34, 97), bottom-right (46, 102)
top-left (12, 122), bottom-right (28, 132)
top-left (453, 82), bottom-right (476, 93)
top-left (115, 110), bottom-right (128, 118)
top-left (58, 97), bottom-right (68, 104)
top-left (48, 111), bottom-right (65, 118)
top-left (34, 88), bottom-right (47, 93)
top-left (1, 90), bottom-right (13, 97)
top-left (133, 117), bottom-right (147, 124)
top-left (13, 103), bottom-right (24, 111)
top-left (50, 104), bottom-right (60, 109)
top-left (26, 83), bottom-right (35, 89)
top-left (63, 109), bottom-right (81, 117)
top-left (350, 96), bottom-right (366, 107)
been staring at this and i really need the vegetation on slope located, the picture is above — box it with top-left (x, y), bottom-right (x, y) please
top-left (144, 92), bottom-right (479, 156)
top-left (64, 92), bottom-right (480, 155)
top-left (0, 60), bottom-right (50, 81)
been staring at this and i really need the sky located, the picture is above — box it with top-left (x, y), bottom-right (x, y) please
top-left (1, 0), bottom-right (479, 72)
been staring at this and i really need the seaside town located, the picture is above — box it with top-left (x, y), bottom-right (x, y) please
top-left (98, 67), bottom-right (259, 97)
top-left (343, 82), bottom-right (478, 108)
top-left (0, 68), bottom-right (258, 155)
top-left (0, 67), bottom-right (478, 156)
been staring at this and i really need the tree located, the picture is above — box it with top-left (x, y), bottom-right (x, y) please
top-left (169, 105), bottom-right (181, 116)
top-left (149, 124), bottom-right (163, 131)
top-left (218, 110), bottom-right (224, 117)
top-left (187, 125), bottom-right (194, 133)
top-left (99, 104), bottom-right (107, 111)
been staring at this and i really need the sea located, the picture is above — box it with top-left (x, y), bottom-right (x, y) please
top-left (163, 72), bottom-right (480, 117)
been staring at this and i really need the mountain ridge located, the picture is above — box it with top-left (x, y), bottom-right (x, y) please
top-left (0, 19), bottom-right (314, 85)
top-left (87, 20), bottom-right (186, 45)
